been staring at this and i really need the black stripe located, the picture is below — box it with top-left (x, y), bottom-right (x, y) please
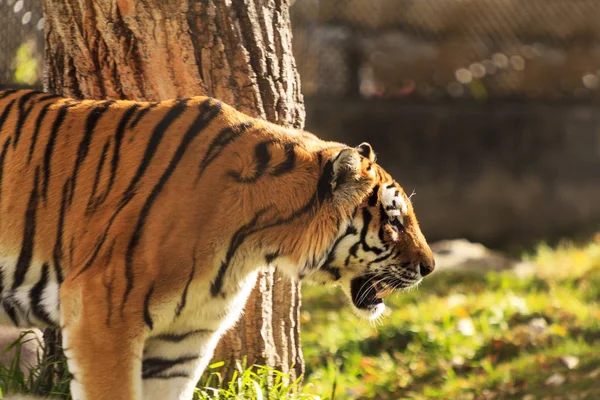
top-left (143, 284), bottom-right (155, 329)
top-left (378, 225), bottom-right (386, 242)
top-left (89, 104), bottom-right (139, 210)
top-left (195, 122), bottom-right (253, 183)
top-left (319, 225), bottom-right (358, 280)
top-left (103, 240), bottom-right (117, 326)
top-left (211, 207), bottom-right (271, 297)
top-left (3, 301), bottom-right (19, 326)
top-left (359, 208), bottom-right (383, 255)
top-left (13, 91), bottom-right (41, 149)
top-left (175, 256), bottom-right (196, 317)
top-left (128, 102), bottom-right (158, 130)
top-left (265, 251), bottom-right (279, 264)
top-left (68, 100), bottom-right (115, 206)
top-left (271, 142), bottom-right (297, 176)
top-left (379, 203), bottom-right (388, 224)
top-left (0, 89), bottom-right (18, 100)
top-left (345, 208), bottom-right (385, 267)
top-left (36, 93), bottom-right (62, 103)
top-left (0, 137), bottom-right (12, 207)
top-left (52, 180), bottom-right (71, 285)
top-left (321, 264), bottom-right (341, 280)
top-left (152, 329), bottom-right (212, 343)
top-left (317, 159), bottom-right (334, 204)
top-left (142, 355), bottom-right (198, 379)
top-left (42, 103), bottom-right (74, 202)
top-left (142, 372), bottom-right (190, 380)
top-left (121, 98), bottom-right (190, 203)
top-left (365, 250), bottom-right (394, 268)
top-left (228, 140), bottom-right (271, 182)
top-left (27, 103), bottom-right (52, 164)
top-left (69, 239), bottom-right (75, 267)
top-left (13, 167), bottom-right (40, 290)
top-left (0, 100), bottom-right (16, 132)
top-left (0, 269), bottom-right (9, 323)
top-left (367, 185), bottom-right (380, 207)
top-left (86, 137), bottom-right (111, 211)
top-left (347, 242), bottom-right (360, 267)
top-left (29, 263), bottom-right (55, 326)
top-left (121, 100), bottom-right (221, 311)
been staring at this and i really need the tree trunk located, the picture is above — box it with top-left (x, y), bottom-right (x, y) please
top-left (42, 0), bottom-right (305, 386)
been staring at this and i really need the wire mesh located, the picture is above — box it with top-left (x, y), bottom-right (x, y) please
top-left (1, 0), bottom-right (599, 100)
top-left (291, 0), bottom-right (600, 100)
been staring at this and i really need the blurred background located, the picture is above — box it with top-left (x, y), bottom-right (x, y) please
top-left (290, 0), bottom-right (600, 250)
top-left (1, 0), bottom-right (600, 399)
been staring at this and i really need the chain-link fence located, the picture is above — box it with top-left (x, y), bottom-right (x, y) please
top-left (0, 0), bottom-right (44, 89)
top-left (2, 0), bottom-right (600, 101)
top-left (291, 0), bottom-right (600, 100)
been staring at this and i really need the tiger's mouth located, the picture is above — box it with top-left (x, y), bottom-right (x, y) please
top-left (349, 274), bottom-right (394, 318)
top-left (349, 273), bottom-right (421, 319)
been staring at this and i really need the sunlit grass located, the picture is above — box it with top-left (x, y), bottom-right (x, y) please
top-left (301, 235), bottom-right (600, 399)
top-left (194, 359), bottom-right (313, 400)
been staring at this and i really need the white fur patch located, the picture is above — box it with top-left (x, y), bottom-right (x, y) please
top-left (353, 302), bottom-right (386, 320)
top-left (42, 281), bottom-right (61, 323)
top-left (381, 185), bottom-right (407, 224)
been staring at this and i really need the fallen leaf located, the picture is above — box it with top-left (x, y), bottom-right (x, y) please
top-left (560, 355), bottom-right (579, 370)
top-left (528, 317), bottom-right (548, 334)
top-left (451, 355), bottom-right (465, 367)
top-left (545, 372), bottom-right (566, 386)
top-left (457, 318), bottom-right (475, 336)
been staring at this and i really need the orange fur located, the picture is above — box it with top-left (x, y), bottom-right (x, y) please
top-left (0, 89), bottom-right (433, 400)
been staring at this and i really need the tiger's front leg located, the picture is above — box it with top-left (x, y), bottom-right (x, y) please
top-left (141, 330), bottom-right (221, 400)
top-left (60, 273), bottom-right (146, 400)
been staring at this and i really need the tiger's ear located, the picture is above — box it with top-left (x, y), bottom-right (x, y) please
top-left (318, 148), bottom-right (374, 205)
top-left (356, 142), bottom-right (376, 162)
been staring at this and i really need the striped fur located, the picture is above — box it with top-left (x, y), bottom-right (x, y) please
top-left (0, 90), bottom-right (434, 400)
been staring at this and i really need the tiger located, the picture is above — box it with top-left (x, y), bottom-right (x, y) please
top-left (0, 89), bottom-right (435, 400)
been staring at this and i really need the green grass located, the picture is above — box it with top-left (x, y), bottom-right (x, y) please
top-left (301, 236), bottom-right (600, 399)
top-left (0, 330), bottom-right (70, 399)
top-left (0, 237), bottom-right (599, 399)
top-left (194, 360), bottom-right (313, 400)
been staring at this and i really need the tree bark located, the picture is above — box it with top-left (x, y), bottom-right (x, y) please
top-left (42, 0), bottom-right (305, 386)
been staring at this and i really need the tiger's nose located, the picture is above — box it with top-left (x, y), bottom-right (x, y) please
top-left (419, 262), bottom-right (435, 277)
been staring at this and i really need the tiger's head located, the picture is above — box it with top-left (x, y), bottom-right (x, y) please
top-left (303, 142), bottom-right (435, 320)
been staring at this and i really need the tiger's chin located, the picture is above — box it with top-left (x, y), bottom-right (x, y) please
top-left (352, 300), bottom-right (387, 320)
